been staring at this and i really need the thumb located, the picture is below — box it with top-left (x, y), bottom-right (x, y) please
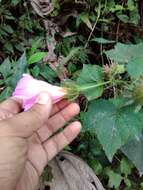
top-left (1, 92), bottom-right (52, 138)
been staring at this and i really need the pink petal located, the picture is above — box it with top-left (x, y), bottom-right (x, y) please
top-left (13, 74), bottom-right (67, 110)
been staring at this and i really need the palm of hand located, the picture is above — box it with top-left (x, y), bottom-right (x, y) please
top-left (0, 99), bottom-right (80, 190)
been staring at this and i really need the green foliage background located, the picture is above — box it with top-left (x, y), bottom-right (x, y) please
top-left (1, 0), bottom-right (143, 189)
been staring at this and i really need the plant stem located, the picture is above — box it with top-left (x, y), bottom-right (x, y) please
top-left (84, 2), bottom-right (101, 49)
top-left (78, 81), bottom-right (111, 91)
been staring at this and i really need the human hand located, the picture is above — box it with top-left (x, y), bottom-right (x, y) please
top-left (0, 93), bottom-right (81, 190)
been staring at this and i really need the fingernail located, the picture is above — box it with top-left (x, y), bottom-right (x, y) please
top-left (36, 93), bottom-right (50, 105)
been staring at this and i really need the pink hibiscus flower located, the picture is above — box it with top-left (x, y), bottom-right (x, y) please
top-left (13, 74), bottom-right (67, 110)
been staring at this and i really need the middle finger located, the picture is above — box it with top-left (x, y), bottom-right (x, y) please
top-left (37, 103), bottom-right (80, 142)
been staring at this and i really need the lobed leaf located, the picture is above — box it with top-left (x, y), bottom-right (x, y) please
top-left (105, 43), bottom-right (143, 79)
top-left (105, 43), bottom-right (143, 63)
top-left (84, 100), bottom-right (143, 161)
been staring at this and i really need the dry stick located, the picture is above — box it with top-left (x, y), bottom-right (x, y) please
top-left (116, 21), bottom-right (120, 42)
top-left (84, 2), bottom-right (101, 49)
top-left (43, 19), bottom-right (67, 80)
top-left (100, 0), bottom-right (108, 66)
top-left (116, 1), bottom-right (125, 42)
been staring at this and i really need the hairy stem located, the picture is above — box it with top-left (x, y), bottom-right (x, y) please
top-left (78, 81), bottom-right (111, 91)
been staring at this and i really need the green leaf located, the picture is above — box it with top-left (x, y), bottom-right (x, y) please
top-left (122, 134), bottom-right (143, 175)
top-left (4, 43), bottom-right (14, 53)
top-left (105, 43), bottom-right (143, 78)
top-left (11, 0), bottom-right (21, 6)
top-left (124, 178), bottom-right (131, 187)
top-left (84, 100), bottom-right (143, 161)
top-left (120, 158), bottom-right (132, 176)
top-left (40, 65), bottom-right (57, 83)
top-left (117, 14), bottom-right (130, 23)
top-left (0, 87), bottom-right (13, 102)
top-left (129, 8), bottom-right (140, 25)
top-left (106, 170), bottom-right (122, 188)
top-left (88, 159), bottom-right (103, 175)
top-left (2, 24), bottom-right (14, 34)
top-left (91, 37), bottom-right (115, 44)
top-left (127, 57), bottom-right (143, 79)
top-left (31, 65), bottom-right (40, 77)
top-left (105, 43), bottom-right (143, 63)
top-left (0, 79), bottom-right (4, 86)
top-left (110, 4), bottom-right (124, 13)
top-left (77, 64), bottom-right (104, 100)
top-left (127, 0), bottom-right (135, 11)
top-left (28, 52), bottom-right (47, 65)
top-left (12, 52), bottom-right (27, 87)
top-left (29, 38), bottom-right (43, 55)
top-left (79, 13), bottom-right (92, 30)
top-left (0, 58), bottom-right (11, 79)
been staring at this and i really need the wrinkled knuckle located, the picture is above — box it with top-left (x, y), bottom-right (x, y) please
top-left (52, 138), bottom-right (60, 153)
top-left (31, 108), bottom-right (42, 123)
top-left (63, 130), bottom-right (71, 144)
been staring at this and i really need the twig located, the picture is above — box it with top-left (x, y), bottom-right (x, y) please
top-left (116, 21), bottom-right (120, 42)
top-left (84, 2), bottom-right (101, 49)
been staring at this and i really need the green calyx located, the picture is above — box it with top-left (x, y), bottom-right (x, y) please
top-left (63, 80), bottom-right (111, 101)
top-left (62, 80), bottom-right (80, 101)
